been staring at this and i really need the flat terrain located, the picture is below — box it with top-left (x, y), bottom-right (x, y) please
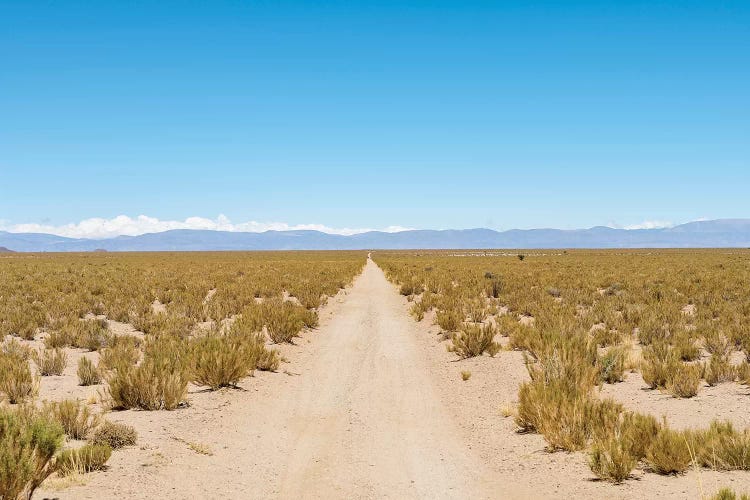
top-left (37, 259), bottom-right (514, 498)
top-left (35, 256), bottom-right (750, 499)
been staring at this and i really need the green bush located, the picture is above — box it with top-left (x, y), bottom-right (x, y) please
top-left (0, 408), bottom-right (65, 499)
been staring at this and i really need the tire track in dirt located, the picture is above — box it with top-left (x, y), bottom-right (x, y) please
top-left (274, 258), bottom-right (506, 498)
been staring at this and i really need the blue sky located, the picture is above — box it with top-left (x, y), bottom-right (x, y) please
top-left (1, 0), bottom-right (748, 237)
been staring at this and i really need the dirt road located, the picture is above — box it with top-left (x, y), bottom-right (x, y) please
top-left (274, 258), bottom-right (500, 499)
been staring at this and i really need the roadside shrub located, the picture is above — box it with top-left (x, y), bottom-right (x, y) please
top-left (435, 308), bottom-right (462, 333)
top-left (43, 399), bottom-right (100, 440)
top-left (0, 408), bottom-right (64, 500)
top-left (106, 338), bottom-right (188, 410)
top-left (265, 300), bottom-right (304, 343)
top-left (255, 345), bottom-right (280, 372)
top-left (449, 323), bottom-right (500, 358)
top-left (56, 444), bottom-right (112, 476)
top-left (32, 348), bottom-right (68, 376)
top-left (77, 356), bottom-right (102, 386)
top-left (91, 420), bottom-right (137, 449)
top-left (190, 333), bottom-right (262, 389)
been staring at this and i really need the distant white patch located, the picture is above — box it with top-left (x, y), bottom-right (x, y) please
top-left (0, 215), bottom-right (414, 239)
top-left (607, 220), bottom-right (674, 230)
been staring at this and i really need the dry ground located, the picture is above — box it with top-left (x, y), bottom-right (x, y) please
top-left (38, 258), bottom-right (750, 499)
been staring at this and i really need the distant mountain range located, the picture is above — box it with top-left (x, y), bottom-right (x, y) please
top-left (1, 219), bottom-right (750, 252)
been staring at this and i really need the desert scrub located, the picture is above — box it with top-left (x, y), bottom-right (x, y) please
top-left (56, 444), bottom-right (112, 476)
top-left (106, 338), bottom-right (188, 410)
top-left (645, 427), bottom-right (695, 474)
top-left (599, 347), bottom-right (625, 384)
top-left (665, 363), bottom-right (701, 398)
top-left (189, 332), bottom-right (266, 389)
top-left (77, 356), bottom-right (102, 386)
top-left (264, 299), bottom-right (305, 343)
top-left (1, 337), bottom-right (32, 361)
top-left (0, 352), bottom-right (38, 404)
top-left (460, 370), bottom-right (471, 381)
top-left (435, 308), bottom-right (463, 332)
top-left (98, 340), bottom-right (140, 371)
top-left (0, 407), bottom-right (65, 500)
top-left (695, 421), bottom-right (750, 470)
top-left (704, 354), bottom-right (736, 386)
top-left (43, 399), bottom-right (100, 440)
top-left (91, 420), bottom-right (137, 449)
top-left (641, 341), bottom-right (678, 389)
top-left (710, 489), bottom-right (750, 500)
top-left (32, 347), bottom-right (68, 376)
top-left (448, 323), bottom-right (500, 358)
top-left (589, 435), bottom-right (637, 483)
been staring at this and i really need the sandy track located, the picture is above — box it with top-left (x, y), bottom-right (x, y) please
top-left (274, 258), bottom-right (501, 499)
top-left (41, 259), bottom-right (509, 499)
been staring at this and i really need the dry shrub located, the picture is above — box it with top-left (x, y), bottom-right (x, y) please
top-left (673, 333), bottom-right (701, 361)
top-left (265, 300), bottom-right (304, 343)
top-left (589, 436), bottom-right (637, 483)
top-left (516, 332), bottom-right (599, 451)
top-left (666, 363), bottom-right (701, 398)
top-left (189, 332), bottom-right (265, 389)
top-left (710, 488), bottom-right (750, 500)
top-left (56, 444), bottom-right (111, 476)
top-left (0, 407), bottom-right (64, 500)
top-left (645, 427), bottom-right (694, 474)
top-left (436, 308), bottom-right (462, 332)
top-left (641, 341), bottom-right (677, 389)
top-left (696, 421), bottom-right (750, 471)
top-left (449, 323), bottom-right (500, 358)
top-left (98, 342), bottom-right (140, 372)
top-left (599, 347), bottom-right (625, 384)
top-left (77, 356), bottom-right (101, 386)
top-left (0, 354), bottom-right (38, 404)
top-left (106, 338), bottom-right (188, 411)
top-left (32, 348), bottom-right (68, 376)
top-left (43, 399), bottom-right (100, 440)
top-left (91, 420), bottom-right (137, 449)
top-left (704, 354), bottom-right (736, 386)
top-left (1, 337), bottom-right (32, 361)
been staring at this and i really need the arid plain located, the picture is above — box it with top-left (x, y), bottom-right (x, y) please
top-left (3, 250), bottom-right (750, 499)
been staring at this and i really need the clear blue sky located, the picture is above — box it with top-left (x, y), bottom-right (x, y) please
top-left (1, 0), bottom-right (748, 235)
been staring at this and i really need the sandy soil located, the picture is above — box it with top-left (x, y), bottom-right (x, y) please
top-left (36, 259), bottom-right (750, 499)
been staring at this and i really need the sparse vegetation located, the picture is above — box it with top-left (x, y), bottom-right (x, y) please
top-left (91, 420), bottom-right (138, 449)
top-left (56, 444), bottom-right (112, 476)
top-left (77, 356), bottom-right (102, 386)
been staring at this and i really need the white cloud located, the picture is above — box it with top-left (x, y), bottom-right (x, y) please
top-left (607, 220), bottom-right (674, 230)
top-left (0, 215), bottom-right (413, 239)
